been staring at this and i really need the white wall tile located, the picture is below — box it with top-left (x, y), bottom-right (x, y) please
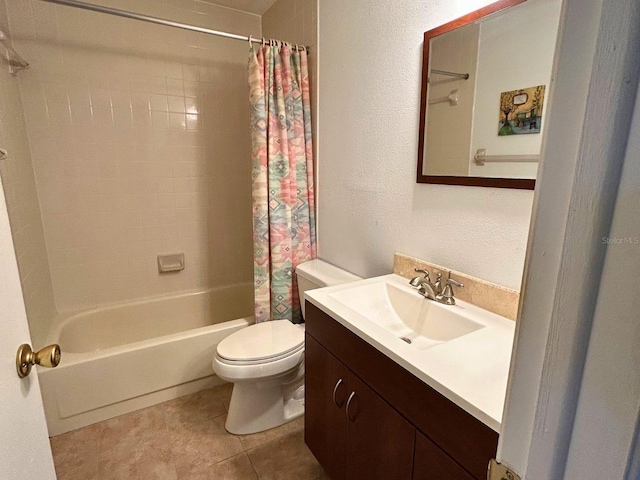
top-left (0, 0), bottom-right (57, 347)
top-left (6, 0), bottom-right (260, 312)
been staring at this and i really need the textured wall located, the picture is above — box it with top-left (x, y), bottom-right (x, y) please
top-left (7, 0), bottom-right (260, 312)
top-left (0, 0), bottom-right (56, 347)
top-left (318, 0), bottom-right (536, 290)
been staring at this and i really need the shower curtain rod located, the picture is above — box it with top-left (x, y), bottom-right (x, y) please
top-left (39, 0), bottom-right (309, 51)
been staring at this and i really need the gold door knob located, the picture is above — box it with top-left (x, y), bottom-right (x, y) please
top-left (16, 344), bottom-right (61, 378)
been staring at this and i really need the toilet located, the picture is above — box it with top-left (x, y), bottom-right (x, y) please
top-left (213, 259), bottom-right (361, 435)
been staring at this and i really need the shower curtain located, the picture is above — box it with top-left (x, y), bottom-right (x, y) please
top-left (249, 42), bottom-right (316, 324)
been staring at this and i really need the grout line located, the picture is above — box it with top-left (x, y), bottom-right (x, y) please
top-left (244, 447), bottom-right (260, 479)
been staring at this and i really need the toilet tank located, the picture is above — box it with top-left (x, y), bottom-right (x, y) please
top-left (296, 259), bottom-right (361, 319)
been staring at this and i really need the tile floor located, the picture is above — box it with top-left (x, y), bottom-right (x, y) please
top-left (50, 384), bottom-right (329, 479)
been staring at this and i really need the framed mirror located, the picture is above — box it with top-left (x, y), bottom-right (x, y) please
top-left (417, 0), bottom-right (562, 189)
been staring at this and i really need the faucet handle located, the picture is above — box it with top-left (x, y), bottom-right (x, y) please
top-left (436, 278), bottom-right (464, 305)
top-left (414, 268), bottom-right (430, 278)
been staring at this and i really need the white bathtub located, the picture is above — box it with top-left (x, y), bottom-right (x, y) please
top-left (39, 284), bottom-right (253, 436)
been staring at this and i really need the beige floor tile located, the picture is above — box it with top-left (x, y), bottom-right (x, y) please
top-left (98, 405), bottom-right (168, 460)
top-left (247, 430), bottom-right (324, 480)
top-left (97, 433), bottom-right (177, 480)
top-left (162, 384), bottom-right (231, 429)
top-left (170, 414), bottom-right (245, 477)
top-left (50, 387), bottom-right (322, 480)
top-left (212, 453), bottom-right (258, 480)
top-left (177, 452), bottom-right (259, 480)
top-left (50, 423), bottom-right (102, 480)
top-left (239, 416), bottom-right (304, 451)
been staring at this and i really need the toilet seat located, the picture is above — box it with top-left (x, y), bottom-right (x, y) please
top-left (216, 343), bottom-right (304, 366)
top-left (216, 320), bottom-right (304, 364)
top-left (213, 320), bottom-right (305, 382)
top-left (213, 345), bottom-right (304, 382)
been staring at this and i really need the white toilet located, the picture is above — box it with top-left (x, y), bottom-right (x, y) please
top-left (213, 259), bottom-right (360, 435)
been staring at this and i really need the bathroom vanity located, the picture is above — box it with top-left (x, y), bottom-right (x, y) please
top-left (304, 274), bottom-right (515, 480)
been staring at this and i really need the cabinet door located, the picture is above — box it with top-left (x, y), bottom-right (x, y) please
top-left (344, 372), bottom-right (415, 480)
top-left (413, 430), bottom-right (475, 480)
top-left (305, 334), bottom-right (350, 480)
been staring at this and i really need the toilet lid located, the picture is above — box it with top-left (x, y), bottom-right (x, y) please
top-left (217, 320), bottom-right (305, 363)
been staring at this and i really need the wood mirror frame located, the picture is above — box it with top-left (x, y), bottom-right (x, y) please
top-left (416, 0), bottom-right (535, 190)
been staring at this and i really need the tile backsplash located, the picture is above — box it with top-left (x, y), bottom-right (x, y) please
top-left (7, 0), bottom-right (261, 312)
top-left (394, 252), bottom-right (520, 320)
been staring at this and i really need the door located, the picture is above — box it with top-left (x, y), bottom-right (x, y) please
top-left (305, 333), bottom-right (349, 480)
top-left (496, 0), bottom-right (640, 478)
top-left (345, 372), bottom-right (415, 480)
top-left (0, 179), bottom-right (56, 478)
top-left (560, 77), bottom-right (640, 479)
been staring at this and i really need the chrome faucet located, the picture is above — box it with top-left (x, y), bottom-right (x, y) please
top-left (409, 268), bottom-right (441, 300)
top-left (409, 268), bottom-right (430, 288)
top-left (432, 272), bottom-right (443, 296)
top-left (409, 269), bottom-right (463, 305)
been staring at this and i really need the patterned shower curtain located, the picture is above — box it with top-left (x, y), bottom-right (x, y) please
top-left (248, 43), bottom-right (317, 324)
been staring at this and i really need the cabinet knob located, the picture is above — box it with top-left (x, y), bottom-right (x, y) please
top-left (346, 392), bottom-right (357, 422)
top-left (332, 379), bottom-right (345, 407)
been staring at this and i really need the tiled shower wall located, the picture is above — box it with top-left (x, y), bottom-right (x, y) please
top-left (0, 0), bottom-right (56, 347)
top-left (7, 0), bottom-right (260, 312)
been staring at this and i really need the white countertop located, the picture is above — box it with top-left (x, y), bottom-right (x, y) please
top-left (305, 274), bottom-right (516, 432)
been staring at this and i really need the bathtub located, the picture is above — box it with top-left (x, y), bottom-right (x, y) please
top-left (38, 284), bottom-right (253, 436)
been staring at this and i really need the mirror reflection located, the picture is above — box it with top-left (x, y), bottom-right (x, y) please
top-left (418, 0), bottom-right (562, 187)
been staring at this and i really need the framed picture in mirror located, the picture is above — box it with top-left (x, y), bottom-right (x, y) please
top-left (416, 0), bottom-right (562, 189)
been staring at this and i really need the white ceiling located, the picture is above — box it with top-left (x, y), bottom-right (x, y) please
top-left (199, 0), bottom-right (278, 15)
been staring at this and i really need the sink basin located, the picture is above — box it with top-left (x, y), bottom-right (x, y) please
top-left (306, 273), bottom-right (516, 431)
top-left (328, 280), bottom-right (484, 349)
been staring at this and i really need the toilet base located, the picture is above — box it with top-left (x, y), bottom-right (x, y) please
top-left (224, 376), bottom-right (305, 435)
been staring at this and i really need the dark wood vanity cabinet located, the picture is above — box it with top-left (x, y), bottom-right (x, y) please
top-left (306, 334), bottom-right (415, 480)
top-left (413, 431), bottom-right (475, 480)
top-left (305, 303), bottom-right (498, 480)
top-left (305, 334), bottom-right (349, 480)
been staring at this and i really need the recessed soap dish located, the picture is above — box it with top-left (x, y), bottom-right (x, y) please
top-left (157, 253), bottom-right (185, 273)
